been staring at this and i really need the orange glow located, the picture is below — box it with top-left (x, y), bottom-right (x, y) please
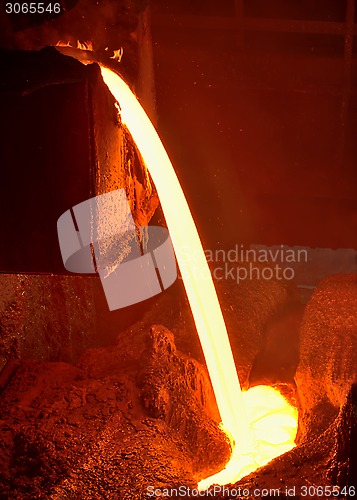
top-left (99, 66), bottom-right (298, 488)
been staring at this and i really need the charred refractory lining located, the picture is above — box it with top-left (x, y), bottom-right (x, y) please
top-left (0, 1), bottom-right (356, 498)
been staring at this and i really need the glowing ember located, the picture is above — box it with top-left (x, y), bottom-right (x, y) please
top-left (56, 40), bottom-right (72, 48)
top-left (110, 48), bottom-right (124, 62)
top-left (99, 66), bottom-right (298, 488)
top-left (56, 40), bottom-right (93, 51)
top-left (77, 40), bottom-right (93, 51)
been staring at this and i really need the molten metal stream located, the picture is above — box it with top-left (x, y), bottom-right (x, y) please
top-left (100, 66), bottom-right (297, 489)
top-left (100, 65), bottom-right (252, 448)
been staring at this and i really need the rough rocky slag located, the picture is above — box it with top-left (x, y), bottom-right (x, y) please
top-left (295, 274), bottom-right (357, 442)
top-left (0, 277), bottom-right (293, 498)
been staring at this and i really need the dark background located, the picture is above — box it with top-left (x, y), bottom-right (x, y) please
top-left (0, 0), bottom-right (357, 273)
top-left (150, 0), bottom-right (357, 250)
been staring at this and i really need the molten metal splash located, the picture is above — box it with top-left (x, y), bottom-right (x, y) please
top-left (99, 66), bottom-right (298, 488)
top-left (198, 386), bottom-right (298, 489)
